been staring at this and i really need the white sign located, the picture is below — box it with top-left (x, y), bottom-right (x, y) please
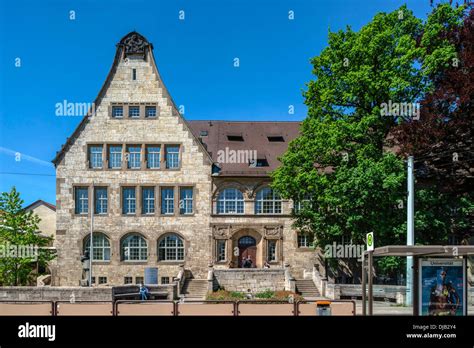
top-left (366, 232), bottom-right (374, 251)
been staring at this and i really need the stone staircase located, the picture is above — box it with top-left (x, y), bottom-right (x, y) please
top-left (181, 279), bottom-right (208, 300)
top-left (295, 279), bottom-right (320, 298)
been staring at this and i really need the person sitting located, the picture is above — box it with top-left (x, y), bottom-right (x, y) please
top-left (139, 284), bottom-right (150, 300)
top-left (263, 261), bottom-right (270, 269)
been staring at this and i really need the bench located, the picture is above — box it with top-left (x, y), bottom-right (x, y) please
top-left (112, 285), bottom-right (169, 302)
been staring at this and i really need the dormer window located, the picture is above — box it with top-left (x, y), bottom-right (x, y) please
top-left (112, 106), bottom-right (123, 118)
top-left (227, 135), bottom-right (244, 141)
top-left (129, 106), bottom-right (140, 118)
top-left (267, 135), bottom-right (285, 142)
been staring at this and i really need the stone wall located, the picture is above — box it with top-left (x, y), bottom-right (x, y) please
top-left (213, 269), bottom-right (286, 293)
top-left (0, 285), bottom-right (175, 301)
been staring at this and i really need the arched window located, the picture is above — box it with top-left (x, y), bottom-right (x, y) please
top-left (158, 234), bottom-right (185, 261)
top-left (121, 234), bottom-right (147, 261)
top-left (255, 187), bottom-right (282, 214)
top-left (84, 232), bottom-right (111, 261)
top-left (217, 188), bottom-right (244, 214)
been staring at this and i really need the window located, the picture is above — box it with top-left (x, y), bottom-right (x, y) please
top-left (84, 233), bottom-right (111, 261)
top-left (74, 187), bottom-right (89, 214)
top-left (297, 234), bottom-right (313, 248)
top-left (158, 234), bottom-right (185, 261)
top-left (217, 240), bottom-right (226, 262)
top-left (91, 277), bottom-right (96, 284)
top-left (129, 106), bottom-right (140, 118)
top-left (217, 188), bottom-right (244, 214)
top-left (124, 276), bottom-right (133, 284)
top-left (165, 145), bottom-right (180, 169)
top-left (94, 187), bottom-right (108, 214)
top-left (179, 187), bottom-right (193, 215)
top-left (112, 106), bottom-right (123, 118)
top-left (267, 136), bottom-right (285, 142)
top-left (146, 146), bottom-right (160, 168)
top-left (145, 106), bottom-right (156, 118)
top-left (135, 276), bottom-right (144, 284)
top-left (255, 187), bottom-right (282, 214)
top-left (161, 277), bottom-right (170, 284)
top-left (268, 240), bottom-right (277, 261)
top-left (161, 187), bottom-right (174, 215)
top-left (132, 68), bottom-right (136, 80)
top-left (99, 276), bottom-right (107, 284)
top-left (122, 187), bottom-right (136, 214)
top-left (227, 135), bottom-right (244, 141)
top-left (121, 234), bottom-right (147, 261)
top-left (89, 145), bottom-right (103, 169)
top-left (200, 130), bottom-right (208, 137)
top-left (109, 145), bottom-right (122, 169)
top-left (127, 146), bottom-right (141, 169)
top-left (254, 158), bottom-right (269, 167)
top-left (142, 187), bottom-right (155, 214)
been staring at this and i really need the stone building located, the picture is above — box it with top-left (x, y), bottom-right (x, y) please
top-left (52, 32), bottom-right (318, 287)
top-left (24, 200), bottom-right (56, 241)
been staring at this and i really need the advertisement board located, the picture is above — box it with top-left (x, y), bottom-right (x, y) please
top-left (418, 258), bottom-right (466, 316)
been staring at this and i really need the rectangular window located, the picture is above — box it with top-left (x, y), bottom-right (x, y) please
top-left (132, 68), bottom-right (136, 80)
top-left (98, 276), bottom-right (107, 284)
top-left (89, 145), bottom-right (103, 169)
top-left (297, 234), bottom-right (313, 248)
top-left (135, 276), bottom-right (144, 284)
top-left (165, 145), bottom-right (180, 169)
top-left (91, 277), bottom-right (96, 284)
top-left (112, 106), bottom-right (123, 118)
top-left (124, 276), bottom-right (133, 284)
top-left (268, 240), bottom-right (277, 261)
top-left (146, 146), bottom-right (161, 169)
top-left (122, 187), bottom-right (136, 214)
top-left (127, 145), bottom-right (141, 169)
top-left (161, 277), bottom-right (170, 284)
top-left (74, 187), bottom-right (89, 214)
top-left (217, 240), bottom-right (226, 262)
top-left (109, 145), bottom-right (123, 169)
top-left (142, 187), bottom-right (155, 214)
top-left (129, 106), bottom-right (140, 118)
top-left (179, 187), bottom-right (193, 215)
top-left (145, 106), bottom-right (156, 118)
top-left (161, 187), bottom-right (174, 215)
top-left (94, 187), bottom-right (108, 214)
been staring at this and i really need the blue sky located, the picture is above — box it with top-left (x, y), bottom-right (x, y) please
top-left (0, 0), bottom-right (433, 206)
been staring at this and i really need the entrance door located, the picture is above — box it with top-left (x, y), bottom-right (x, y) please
top-left (238, 236), bottom-right (257, 268)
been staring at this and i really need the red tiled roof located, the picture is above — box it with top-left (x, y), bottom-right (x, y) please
top-left (188, 120), bottom-right (301, 177)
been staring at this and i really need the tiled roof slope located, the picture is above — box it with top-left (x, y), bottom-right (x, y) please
top-left (187, 120), bottom-right (301, 177)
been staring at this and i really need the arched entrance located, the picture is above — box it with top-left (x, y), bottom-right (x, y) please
top-left (238, 236), bottom-right (257, 268)
top-left (230, 228), bottom-right (263, 268)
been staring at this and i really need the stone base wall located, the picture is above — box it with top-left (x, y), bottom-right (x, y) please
top-left (0, 285), bottom-right (175, 301)
top-left (213, 269), bottom-right (286, 293)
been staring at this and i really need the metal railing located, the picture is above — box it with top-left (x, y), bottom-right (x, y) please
top-left (0, 299), bottom-right (356, 316)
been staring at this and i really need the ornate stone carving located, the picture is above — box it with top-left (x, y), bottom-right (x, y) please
top-left (120, 32), bottom-right (149, 56)
top-left (264, 225), bottom-right (282, 238)
top-left (212, 225), bottom-right (230, 238)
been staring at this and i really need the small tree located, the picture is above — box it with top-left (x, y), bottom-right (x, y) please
top-left (0, 187), bottom-right (56, 286)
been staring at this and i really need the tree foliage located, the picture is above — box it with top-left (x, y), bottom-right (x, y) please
top-left (0, 187), bottom-right (56, 286)
top-left (271, 4), bottom-right (469, 277)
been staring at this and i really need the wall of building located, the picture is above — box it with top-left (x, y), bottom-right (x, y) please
top-left (54, 49), bottom-right (213, 286)
top-left (213, 269), bottom-right (286, 293)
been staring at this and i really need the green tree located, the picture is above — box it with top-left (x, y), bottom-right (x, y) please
top-left (271, 4), bottom-right (465, 277)
top-left (0, 187), bottom-right (56, 285)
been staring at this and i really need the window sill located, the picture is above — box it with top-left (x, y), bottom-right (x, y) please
top-left (157, 261), bottom-right (185, 265)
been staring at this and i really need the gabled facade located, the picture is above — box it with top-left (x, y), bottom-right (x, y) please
top-left (53, 32), bottom-right (318, 286)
